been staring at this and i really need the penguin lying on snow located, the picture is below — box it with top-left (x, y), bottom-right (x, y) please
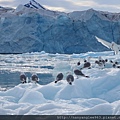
top-left (81, 57), bottom-right (91, 70)
top-left (81, 62), bottom-right (91, 70)
top-left (66, 72), bottom-right (74, 85)
top-left (74, 69), bottom-right (89, 78)
top-left (55, 73), bottom-right (64, 83)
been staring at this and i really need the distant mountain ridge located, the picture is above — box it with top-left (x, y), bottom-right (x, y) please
top-left (0, 0), bottom-right (120, 53)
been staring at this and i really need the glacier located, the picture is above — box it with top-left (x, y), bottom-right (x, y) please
top-left (0, 0), bottom-right (120, 54)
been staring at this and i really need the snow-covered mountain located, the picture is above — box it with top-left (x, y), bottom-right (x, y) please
top-left (0, 0), bottom-right (120, 53)
top-left (24, 0), bottom-right (46, 10)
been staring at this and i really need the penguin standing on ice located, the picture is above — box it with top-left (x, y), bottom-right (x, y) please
top-left (20, 73), bottom-right (27, 84)
top-left (55, 73), bottom-right (64, 83)
top-left (31, 73), bottom-right (39, 83)
top-left (66, 72), bottom-right (74, 85)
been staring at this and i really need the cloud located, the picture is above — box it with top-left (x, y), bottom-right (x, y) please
top-left (35, 0), bottom-right (120, 13)
top-left (92, 0), bottom-right (120, 5)
top-left (0, 0), bottom-right (14, 7)
top-left (44, 5), bottom-right (66, 12)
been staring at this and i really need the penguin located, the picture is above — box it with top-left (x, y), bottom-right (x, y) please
top-left (81, 62), bottom-right (91, 69)
top-left (95, 56), bottom-right (108, 69)
top-left (66, 73), bottom-right (74, 85)
top-left (20, 73), bottom-right (27, 84)
top-left (113, 64), bottom-right (116, 68)
top-left (74, 69), bottom-right (89, 78)
top-left (81, 57), bottom-right (91, 70)
top-left (95, 60), bottom-right (105, 69)
top-left (109, 59), bottom-right (119, 68)
top-left (112, 61), bottom-right (119, 68)
top-left (55, 73), bottom-right (64, 83)
top-left (31, 74), bottom-right (39, 83)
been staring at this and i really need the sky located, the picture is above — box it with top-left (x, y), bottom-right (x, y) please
top-left (0, 0), bottom-right (120, 13)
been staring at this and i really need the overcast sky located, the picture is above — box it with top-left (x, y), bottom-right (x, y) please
top-left (0, 0), bottom-right (120, 13)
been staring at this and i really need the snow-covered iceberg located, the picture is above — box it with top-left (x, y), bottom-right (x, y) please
top-left (1, 54), bottom-right (120, 115)
top-left (0, 71), bottom-right (120, 115)
top-left (0, 51), bottom-right (120, 115)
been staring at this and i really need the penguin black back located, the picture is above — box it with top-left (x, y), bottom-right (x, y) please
top-left (56, 73), bottom-right (63, 81)
top-left (83, 62), bottom-right (91, 68)
top-left (74, 69), bottom-right (84, 76)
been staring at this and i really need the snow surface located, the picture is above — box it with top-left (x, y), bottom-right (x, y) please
top-left (0, 51), bottom-right (120, 115)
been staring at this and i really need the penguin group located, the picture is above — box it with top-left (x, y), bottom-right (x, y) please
top-left (54, 56), bottom-right (120, 85)
top-left (95, 56), bottom-right (108, 69)
top-left (109, 60), bottom-right (120, 68)
top-left (54, 68), bottom-right (89, 85)
top-left (20, 56), bottom-right (120, 86)
top-left (54, 57), bottom-right (91, 85)
top-left (20, 73), bottom-right (39, 84)
top-left (94, 57), bottom-right (120, 69)
top-left (55, 72), bottom-right (74, 85)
